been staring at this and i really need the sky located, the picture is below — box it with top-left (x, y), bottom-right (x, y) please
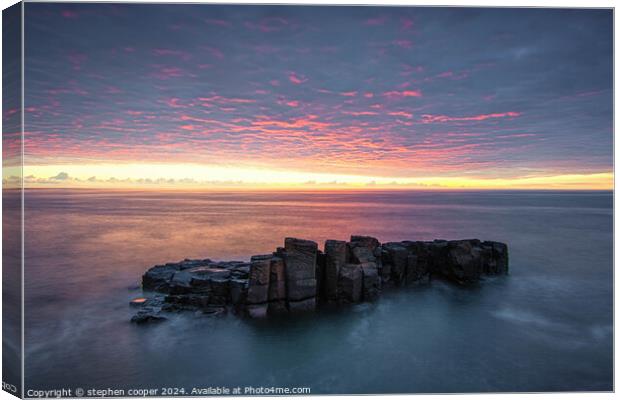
top-left (7, 4), bottom-right (614, 189)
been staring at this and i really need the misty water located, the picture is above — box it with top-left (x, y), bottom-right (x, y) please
top-left (22, 189), bottom-right (612, 393)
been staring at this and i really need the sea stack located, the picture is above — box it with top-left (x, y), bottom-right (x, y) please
top-left (134, 235), bottom-right (508, 322)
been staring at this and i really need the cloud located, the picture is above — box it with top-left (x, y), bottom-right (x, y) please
top-left (421, 112), bottom-right (522, 123)
top-left (51, 172), bottom-right (70, 180)
top-left (288, 72), bottom-right (308, 84)
top-left (383, 90), bottom-right (422, 98)
top-left (20, 6), bottom-right (612, 183)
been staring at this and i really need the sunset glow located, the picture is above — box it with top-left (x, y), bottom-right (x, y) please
top-left (20, 164), bottom-right (613, 190)
top-left (6, 5), bottom-right (612, 190)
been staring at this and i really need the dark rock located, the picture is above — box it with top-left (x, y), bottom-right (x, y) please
top-left (379, 248), bottom-right (392, 283)
top-left (350, 235), bottom-right (380, 252)
top-left (188, 267), bottom-right (231, 280)
top-left (179, 259), bottom-right (212, 270)
top-left (230, 278), bottom-right (248, 306)
top-left (142, 264), bottom-right (180, 292)
top-left (484, 241), bottom-right (509, 274)
top-left (284, 238), bottom-right (318, 281)
top-left (361, 262), bottom-right (381, 301)
top-left (268, 257), bottom-right (286, 302)
top-left (284, 238), bottom-right (317, 309)
top-left (373, 245), bottom-right (383, 274)
top-left (246, 255), bottom-right (271, 306)
top-left (426, 240), bottom-right (451, 278)
top-left (230, 263), bottom-right (250, 279)
top-left (348, 235), bottom-right (379, 264)
top-left (287, 277), bottom-right (317, 302)
top-left (338, 263), bottom-right (363, 303)
top-left (324, 240), bottom-right (347, 302)
top-left (349, 245), bottom-right (376, 264)
top-left (383, 243), bottom-right (408, 285)
top-left (315, 250), bottom-right (326, 302)
top-left (430, 240), bottom-right (484, 284)
top-left (208, 278), bottom-right (230, 305)
top-left (164, 293), bottom-right (210, 309)
top-left (268, 256), bottom-right (287, 314)
top-left (288, 297), bottom-right (316, 313)
top-left (405, 253), bottom-right (426, 284)
top-left (169, 271), bottom-right (194, 294)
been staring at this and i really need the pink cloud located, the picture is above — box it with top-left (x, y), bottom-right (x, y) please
top-left (340, 91), bottom-right (357, 97)
top-left (421, 111), bottom-right (521, 123)
top-left (496, 133), bottom-right (537, 139)
top-left (388, 111), bottom-right (413, 119)
top-left (425, 70), bottom-right (469, 82)
top-left (364, 92), bottom-right (374, 98)
top-left (342, 111), bottom-right (378, 116)
top-left (383, 90), bottom-right (423, 98)
top-left (165, 98), bottom-right (185, 108)
top-left (289, 72), bottom-right (308, 85)
top-left (150, 66), bottom-right (186, 80)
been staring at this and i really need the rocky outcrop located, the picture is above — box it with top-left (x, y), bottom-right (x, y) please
top-left (133, 235), bottom-right (509, 322)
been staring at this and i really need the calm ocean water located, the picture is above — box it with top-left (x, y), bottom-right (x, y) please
top-left (21, 189), bottom-right (612, 393)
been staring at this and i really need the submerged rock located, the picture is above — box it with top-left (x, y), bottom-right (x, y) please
top-left (133, 235), bottom-right (509, 322)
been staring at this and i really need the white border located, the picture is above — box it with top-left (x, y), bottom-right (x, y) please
top-left (0, 1), bottom-right (616, 400)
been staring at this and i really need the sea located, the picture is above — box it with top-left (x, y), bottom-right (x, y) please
top-left (16, 189), bottom-right (613, 393)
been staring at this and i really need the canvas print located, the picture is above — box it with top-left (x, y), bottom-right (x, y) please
top-left (2, 2), bottom-right (613, 397)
